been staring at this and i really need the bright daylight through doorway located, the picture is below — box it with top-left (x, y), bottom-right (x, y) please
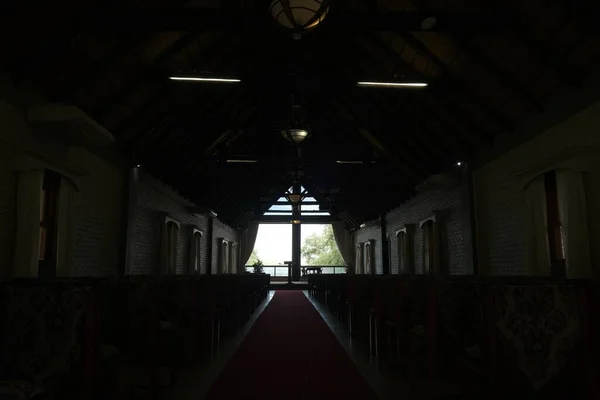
top-left (246, 224), bottom-right (346, 276)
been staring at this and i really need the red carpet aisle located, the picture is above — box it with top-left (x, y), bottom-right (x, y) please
top-left (205, 291), bottom-right (378, 400)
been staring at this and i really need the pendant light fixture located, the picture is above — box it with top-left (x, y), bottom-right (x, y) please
top-left (270, 0), bottom-right (330, 39)
top-left (281, 95), bottom-right (311, 145)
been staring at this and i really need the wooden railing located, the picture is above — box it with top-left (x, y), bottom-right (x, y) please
top-left (245, 265), bottom-right (346, 276)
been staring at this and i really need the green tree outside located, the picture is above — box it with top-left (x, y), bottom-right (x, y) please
top-left (301, 225), bottom-right (345, 266)
top-left (246, 249), bottom-right (262, 266)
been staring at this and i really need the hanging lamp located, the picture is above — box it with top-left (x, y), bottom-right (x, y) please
top-left (281, 96), bottom-right (311, 145)
top-left (270, 0), bottom-right (330, 39)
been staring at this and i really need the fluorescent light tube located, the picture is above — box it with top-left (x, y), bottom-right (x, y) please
top-left (226, 159), bottom-right (258, 163)
top-left (357, 81), bottom-right (427, 88)
top-left (169, 76), bottom-right (241, 83)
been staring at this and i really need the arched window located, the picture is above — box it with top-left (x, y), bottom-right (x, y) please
top-left (364, 240), bottom-right (375, 275)
top-left (420, 214), bottom-right (441, 275)
top-left (189, 229), bottom-right (203, 275)
top-left (229, 242), bottom-right (238, 274)
top-left (396, 226), bottom-right (414, 275)
top-left (162, 216), bottom-right (180, 275)
top-left (355, 244), bottom-right (364, 274)
top-left (219, 239), bottom-right (230, 274)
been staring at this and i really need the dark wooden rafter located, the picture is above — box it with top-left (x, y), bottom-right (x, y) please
top-left (314, 30), bottom-right (457, 168)
top-left (62, 33), bottom-right (144, 101)
top-left (116, 32), bottom-right (239, 144)
top-left (368, 30), bottom-right (514, 132)
top-left (488, 1), bottom-right (583, 87)
top-left (392, 0), bottom-right (544, 111)
top-left (337, 31), bottom-right (476, 155)
top-left (94, 31), bottom-right (201, 119)
top-left (328, 97), bottom-right (424, 185)
top-left (359, 31), bottom-right (497, 143)
top-left (452, 34), bottom-right (545, 112)
top-left (5, 9), bottom-right (511, 33)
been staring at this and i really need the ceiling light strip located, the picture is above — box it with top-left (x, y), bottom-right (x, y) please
top-left (170, 76), bottom-right (241, 83)
top-left (357, 81), bottom-right (427, 88)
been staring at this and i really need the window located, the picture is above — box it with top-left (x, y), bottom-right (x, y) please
top-left (355, 244), bottom-right (364, 274)
top-left (364, 241), bottom-right (374, 274)
top-left (396, 228), bottom-right (413, 275)
top-left (544, 171), bottom-right (566, 278)
top-left (189, 229), bottom-right (203, 275)
top-left (38, 169), bottom-right (61, 278)
top-left (229, 242), bottom-right (238, 274)
top-left (219, 239), bottom-right (230, 274)
top-left (161, 216), bottom-right (180, 275)
top-left (421, 219), bottom-right (435, 275)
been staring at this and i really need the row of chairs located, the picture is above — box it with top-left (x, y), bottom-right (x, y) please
top-left (0, 274), bottom-right (270, 400)
top-left (308, 274), bottom-right (599, 399)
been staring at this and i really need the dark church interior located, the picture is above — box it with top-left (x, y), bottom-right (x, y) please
top-left (1, 0), bottom-right (600, 399)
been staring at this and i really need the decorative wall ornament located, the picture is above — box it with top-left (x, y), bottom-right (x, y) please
top-left (495, 285), bottom-right (579, 390)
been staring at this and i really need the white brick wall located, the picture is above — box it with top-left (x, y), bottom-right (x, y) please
top-left (355, 224), bottom-right (383, 274)
top-left (69, 147), bottom-right (124, 277)
top-left (0, 99), bottom-right (125, 277)
top-left (474, 101), bottom-right (600, 275)
top-left (132, 172), bottom-right (211, 275)
top-left (212, 220), bottom-right (239, 274)
top-left (386, 187), bottom-right (464, 275)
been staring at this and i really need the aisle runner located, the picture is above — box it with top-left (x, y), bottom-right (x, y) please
top-left (205, 290), bottom-right (377, 400)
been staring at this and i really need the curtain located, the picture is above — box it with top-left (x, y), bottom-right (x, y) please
top-left (332, 221), bottom-right (353, 269)
top-left (240, 221), bottom-right (259, 268)
top-left (221, 240), bottom-right (229, 274)
top-left (56, 176), bottom-right (76, 277)
top-left (355, 244), bottom-right (363, 274)
top-left (365, 242), bottom-right (373, 274)
top-left (230, 243), bottom-right (238, 274)
top-left (13, 169), bottom-right (44, 277)
top-left (523, 176), bottom-right (551, 276)
top-left (160, 221), bottom-right (178, 275)
top-left (556, 169), bottom-right (592, 278)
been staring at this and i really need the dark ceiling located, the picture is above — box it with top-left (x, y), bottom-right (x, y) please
top-left (1, 0), bottom-right (599, 229)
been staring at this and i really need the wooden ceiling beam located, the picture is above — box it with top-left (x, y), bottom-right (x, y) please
top-left (371, 31), bottom-right (514, 132)
top-left (329, 98), bottom-right (424, 186)
top-left (361, 32), bottom-right (498, 143)
top-left (116, 33), bottom-right (239, 145)
top-left (94, 31), bottom-right (200, 119)
top-left (454, 35), bottom-right (545, 111)
top-left (490, 3), bottom-right (583, 87)
top-left (11, 9), bottom-right (509, 33)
